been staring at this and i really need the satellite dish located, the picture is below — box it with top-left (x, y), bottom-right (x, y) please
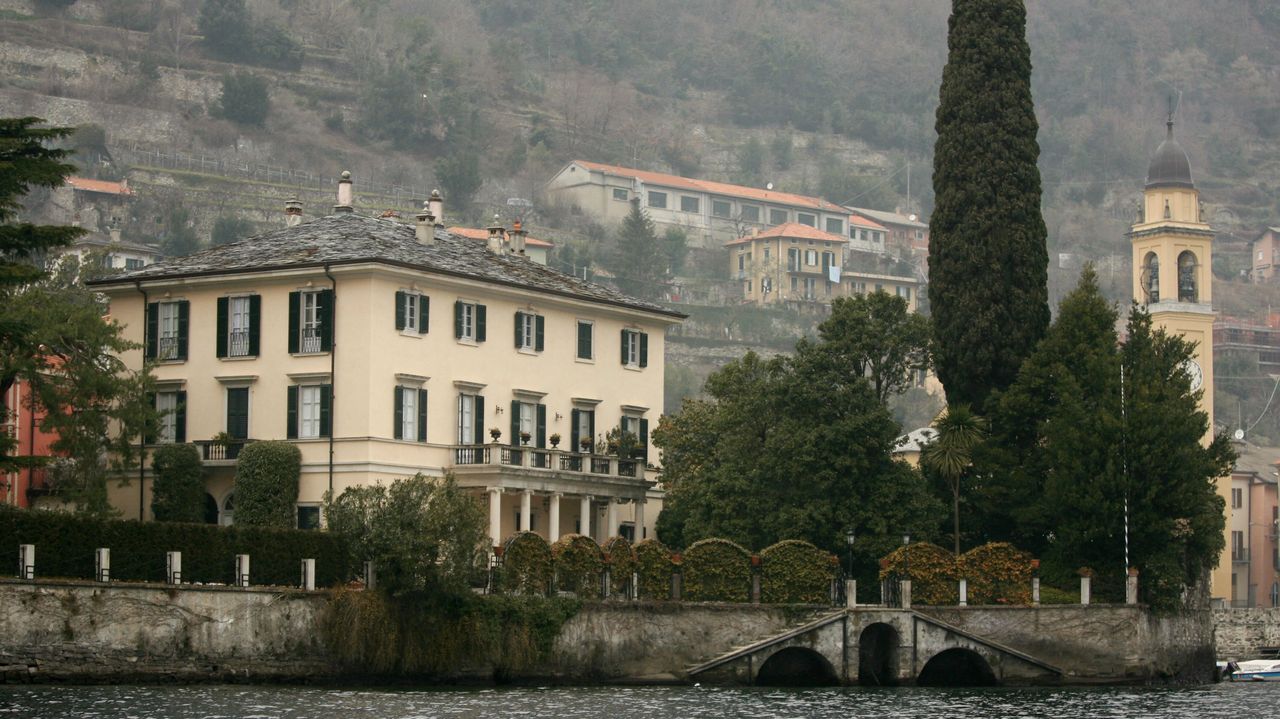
top-left (765, 182), bottom-right (774, 190)
top-left (1234, 429), bottom-right (1245, 441)
top-left (908, 214), bottom-right (918, 222)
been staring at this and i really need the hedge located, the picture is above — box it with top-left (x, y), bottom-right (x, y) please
top-left (233, 440), bottom-right (301, 528)
top-left (959, 542), bottom-right (1033, 605)
top-left (552, 534), bottom-right (603, 598)
top-left (150, 443), bottom-right (206, 522)
top-left (501, 532), bottom-right (552, 595)
top-left (760, 540), bottom-right (835, 604)
top-left (0, 505), bottom-right (351, 587)
top-left (879, 542), bottom-right (958, 605)
top-left (634, 539), bottom-right (673, 600)
top-left (682, 538), bottom-right (751, 602)
top-left (603, 535), bottom-right (635, 596)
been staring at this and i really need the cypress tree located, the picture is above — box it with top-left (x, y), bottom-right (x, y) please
top-left (929, 0), bottom-right (1049, 410)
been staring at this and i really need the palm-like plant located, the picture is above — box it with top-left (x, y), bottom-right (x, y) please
top-left (921, 404), bottom-right (986, 555)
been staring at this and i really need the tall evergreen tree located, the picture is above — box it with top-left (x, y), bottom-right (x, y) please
top-left (607, 203), bottom-right (666, 300)
top-left (929, 0), bottom-right (1049, 411)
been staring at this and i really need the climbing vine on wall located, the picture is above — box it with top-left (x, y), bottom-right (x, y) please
top-left (959, 542), bottom-right (1033, 605)
top-left (760, 540), bottom-right (835, 604)
top-left (603, 535), bottom-right (636, 596)
top-left (879, 542), bottom-right (959, 605)
top-left (682, 538), bottom-right (751, 602)
top-left (552, 534), bottom-right (604, 599)
top-left (634, 539), bottom-right (674, 600)
top-left (501, 532), bottom-right (553, 596)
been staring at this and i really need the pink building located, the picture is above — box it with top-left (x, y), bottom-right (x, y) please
top-left (1228, 440), bottom-right (1280, 607)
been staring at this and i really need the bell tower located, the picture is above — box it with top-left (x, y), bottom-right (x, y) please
top-left (1128, 116), bottom-right (1226, 596)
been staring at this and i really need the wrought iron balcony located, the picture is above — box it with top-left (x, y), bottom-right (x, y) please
top-left (194, 438), bottom-right (254, 462)
top-left (157, 335), bottom-right (181, 360)
top-left (451, 444), bottom-right (648, 482)
top-left (228, 329), bottom-right (251, 357)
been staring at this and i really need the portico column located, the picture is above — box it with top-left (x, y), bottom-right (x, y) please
top-left (606, 499), bottom-right (619, 539)
top-left (633, 499), bottom-right (646, 541)
top-left (549, 493), bottom-right (562, 543)
top-left (487, 487), bottom-right (503, 548)
top-left (579, 495), bottom-right (593, 539)
top-left (520, 489), bottom-right (533, 532)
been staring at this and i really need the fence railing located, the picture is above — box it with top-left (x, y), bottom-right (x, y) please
top-left (452, 444), bottom-right (647, 481)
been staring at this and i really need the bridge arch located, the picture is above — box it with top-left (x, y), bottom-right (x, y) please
top-left (917, 647), bottom-right (997, 687)
top-left (754, 647), bottom-right (838, 687)
top-left (858, 622), bottom-right (900, 686)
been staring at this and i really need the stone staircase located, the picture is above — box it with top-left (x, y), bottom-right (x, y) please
top-left (684, 609), bottom-right (846, 679)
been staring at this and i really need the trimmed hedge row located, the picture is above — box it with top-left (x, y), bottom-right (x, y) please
top-left (603, 536), bottom-right (635, 596)
top-left (552, 534), bottom-right (604, 598)
top-left (0, 506), bottom-right (352, 587)
top-left (635, 539), bottom-right (674, 599)
top-left (501, 531), bottom-right (553, 595)
top-left (760, 540), bottom-right (836, 604)
top-left (879, 541), bottom-right (1037, 605)
top-left (682, 538), bottom-right (753, 602)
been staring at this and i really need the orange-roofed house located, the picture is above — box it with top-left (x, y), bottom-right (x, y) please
top-left (543, 161), bottom-right (857, 250)
top-left (447, 226), bottom-right (554, 265)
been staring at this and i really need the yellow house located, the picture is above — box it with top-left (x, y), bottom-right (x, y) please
top-left (88, 181), bottom-right (685, 549)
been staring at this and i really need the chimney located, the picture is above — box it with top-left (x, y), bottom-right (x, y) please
top-left (335, 171), bottom-right (354, 213)
top-left (486, 214), bottom-right (505, 254)
top-left (510, 219), bottom-right (526, 255)
top-left (109, 222), bottom-right (122, 244)
top-left (415, 201), bottom-right (434, 245)
top-left (285, 197), bottom-right (303, 227)
top-left (428, 189), bottom-right (444, 227)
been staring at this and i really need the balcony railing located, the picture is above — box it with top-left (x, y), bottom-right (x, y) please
top-left (228, 329), bottom-right (251, 357)
top-left (300, 327), bottom-right (321, 353)
top-left (194, 439), bottom-right (253, 461)
top-left (157, 335), bottom-right (180, 360)
top-left (452, 444), bottom-right (647, 481)
top-left (1233, 549), bottom-right (1251, 563)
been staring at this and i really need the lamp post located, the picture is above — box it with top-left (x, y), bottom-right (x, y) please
top-left (902, 533), bottom-right (911, 578)
top-left (844, 528), bottom-right (856, 578)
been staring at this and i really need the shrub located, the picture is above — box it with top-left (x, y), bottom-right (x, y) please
top-left (760, 540), bottom-right (835, 604)
top-left (150, 443), bottom-right (205, 523)
top-left (602, 535), bottom-right (635, 596)
top-left (0, 505), bottom-right (350, 586)
top-left (233, 440), bottom-right (300, 528)
top-left (1038, 585), bottom-right (1079, 605)
top-left (216, 72), bottom-right (270, 127)
top-left (501, 531), bottom-right (553, 595)
top-left (682, 538), bottom-right (751, 602)
top-left (551, 534), bottom-right (603, 598)
top-left (634, 539), bottom-right (673, 600)
top-left (959, 542), bottom-right (1033, 605)
top-left (879, 542), bottom-right (958, 605)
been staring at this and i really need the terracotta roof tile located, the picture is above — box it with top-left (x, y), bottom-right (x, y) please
top-left (724, 222), bottom-right (848, 246)
top-left (66, 177), bottom-right (133, 196)
top-left (572, 161), bottom-right (845, 213)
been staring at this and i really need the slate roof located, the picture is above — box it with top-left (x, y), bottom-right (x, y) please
top-left (88, 213), bottom-right (684, 319)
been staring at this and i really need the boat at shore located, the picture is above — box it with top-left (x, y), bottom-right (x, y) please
top-left (1223, 659), bottom-right (1280, 681)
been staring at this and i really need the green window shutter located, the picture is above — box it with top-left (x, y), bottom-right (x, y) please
top-left (577, 322), bottom-right (591, 359)
top-left (144, 392), bottom-right (156, 444)
top-left (216, 297), bottom-right (228, 358)
top-left (587, 410), bottom-right (595, 447)
top-left (620, 330), bottom-right (628, 365)
top-left (535, 315), bottom-right (545, 352)
top-left (288, 291), bottom-right (301, 353)
top-left (319, 384), bottom-right (332, 437)
top-left (395, 291), bottom-right (406, 331)
top-left (227, 388), bottom-right (248, 440)
top-left (473, 395), bottom-right (485, 443)
top-left (536, 404), bottom-right (546, 448)
top-left (248, 295), bottom-right (261, 356)
top-left (571, 409), bottom-right (581, 450)
top-left (419, 295), bottom-right (430, 334)
top-left (174, 390), bottom-right (187, 444)
top-left (176, 301), bottom-right (190, 360)
top-left (454, 301), bottom-right (463, 338)
top-left (476, 304), bottom-right (487, 342)
top-left (145, 302), bottom-right (158, 359)
top-left (639, 332), bottom-right (649, 368)
top-left (639, 418), bottom-right (649, 461)
top-left (286, 386), bottom-right (298, 439)
top-left (319, 289), bottom-right (334, 352)
top-left (510, 401), bottom-right (520, 445)
top-left (393, 386), bottom-right (404, 440)
top-left (514, 311), bottom-right (524, 348)
top-left (417, 389), bottom-right (428, 442)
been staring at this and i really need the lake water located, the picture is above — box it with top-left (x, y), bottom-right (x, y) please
top-left (2, 683), bottom-right (1278, 719)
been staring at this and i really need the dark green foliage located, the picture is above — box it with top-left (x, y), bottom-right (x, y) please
top-left (211, 216), bottom-right (256, 246)
top-left (929, 0), bottom-right (1049, 410)
top-left (634, 538), bottom-right (674, 600)
top-left (735, 137), bottom-right (765, 185)
top-left (0, 504), bottom-right (351, 585)
top-left (602, 535), bottom-right (636, 596)
top-left (216, 73), bottom-right (270, 127)
top-left (551, 534), bottom-right (603, 598)
top-left (232, 441), bottom-right (301, 529)
top-left (500, 531), bottom-right (553, 595)
top-left (150, 443), bottom-right (205, 523)
top-left (770, 134), bottom-right (793, 170)
top-left (759, 540), bottom-right (835, 604)
top-left (434, 153), bottom-right (483, 218)
top-left (0, 118), bottom-right (82, 287)
top-left (604, 204), bottom-right (666, 300)
top-left (816, 292), bottom-right (931, 405)
top-left (197, 0), bottom-right (301, 70)
top-left (159, 204), bottom-right (199, 257)
top-left (681, 538), bottom-right (751, 602)
top-left (662, 227), bottom-right (688, 278)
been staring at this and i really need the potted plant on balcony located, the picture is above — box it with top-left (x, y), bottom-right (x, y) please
top-left (520, 431), bottom-right (532, 445)
top-left (489, 427), bottom-right (502, 442)
top-left (549, 433), bottom-right (561, 448)
top-left (211, 431), bottom-right (232, 449)
top-left (579, 437), bottom-right (593, 453)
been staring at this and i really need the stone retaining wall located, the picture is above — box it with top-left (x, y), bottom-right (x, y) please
top-left (1213, 608), bottom-right (1280, 659)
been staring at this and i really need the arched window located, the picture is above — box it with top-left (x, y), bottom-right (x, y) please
top-left (219, 492), bottom-right (235, 526)
top-left (1178, 251), bottom-right (1198, 303)
top-left (1141, 252), bottom-right (1160, 303)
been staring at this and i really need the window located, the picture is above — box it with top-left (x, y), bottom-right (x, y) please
top-left (454, 301), bottom-right (487, 342)
top-left (297, 505), bottom-right (321, 530)
top-left (761, 276), bottom-right (771, 294)
top-left (287, 385), bottom-right (331, 439)
top-left (763, 246), bottom-right (770, 261)
top-left (648, 191), bottom-right (667, 209)
top-left (1142, 252), bottom-right (1160, 303)
top-left (620, 524), bottom-right (635, 543)
top-left (571, 408), bottom-right (595, 452)
top-left (825, 217), bottom-right (844, 235)
top-left (152, 390), bottom-right (186, 444)
top-left (790, 276), bottom-right (798, 291)
top-left (821, 251), bottom-right (834, 270)
top-left (804, 277), bottom-right (816, 299)
top-left (711, 199), bottom-right (732, 218)
top-left (288, 290), bottom-right (332, 354)
top-left (395, 291), bottom-right (429, 334)
top-left (1233, 530), bottom-right (1246, 561)
top-left (125, 258), bottom-right (144, 271)
top-left (577, 320), bottom-right (594, 360)
top-left (797, 212), bottom-right (816, 227)
top-left (738, 253), bottom-right (746, 271)
top-left (897, 285), bottom-right (912, 301)
top-left (680, 196), bottom-right (700, 213)
top-left (612, 188), bottom-right (628, 201)
top-left (394, 386), bottom-right (429, 442)
top-left (1178, 251), bottom-right (1198, 303)
top-left (621, 415), bottom-right (649, 461)
top-left (218, 296), bottom-right (260, 358)
top-left (741, 205), bottom-right (760, 223)
top-left (226, 387), bottom-right (249, 440)
top-left (514, 311), bottom-right (545, 351)
top-left (745, 280), bottom-right (752, 294)
top-left (1232, 488), bottom-right (1243, 509)
top-left (509, 400), bottom-right (546, 447)
top-left (805, 249), bottom-right (818, 266)
top-left (147, 300), bottom-right (188, 361)
top-left (457, 394), bottom-right (484, 445)
top-left (621, 329), bottom-right (648, 368)
top-left (787, 248), bottom-right (800, 272)
top-left (769, 208), bottom-right (788, 225)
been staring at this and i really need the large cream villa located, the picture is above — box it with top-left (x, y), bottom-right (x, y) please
top-left (88, 179), bottom-right (685, 548)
